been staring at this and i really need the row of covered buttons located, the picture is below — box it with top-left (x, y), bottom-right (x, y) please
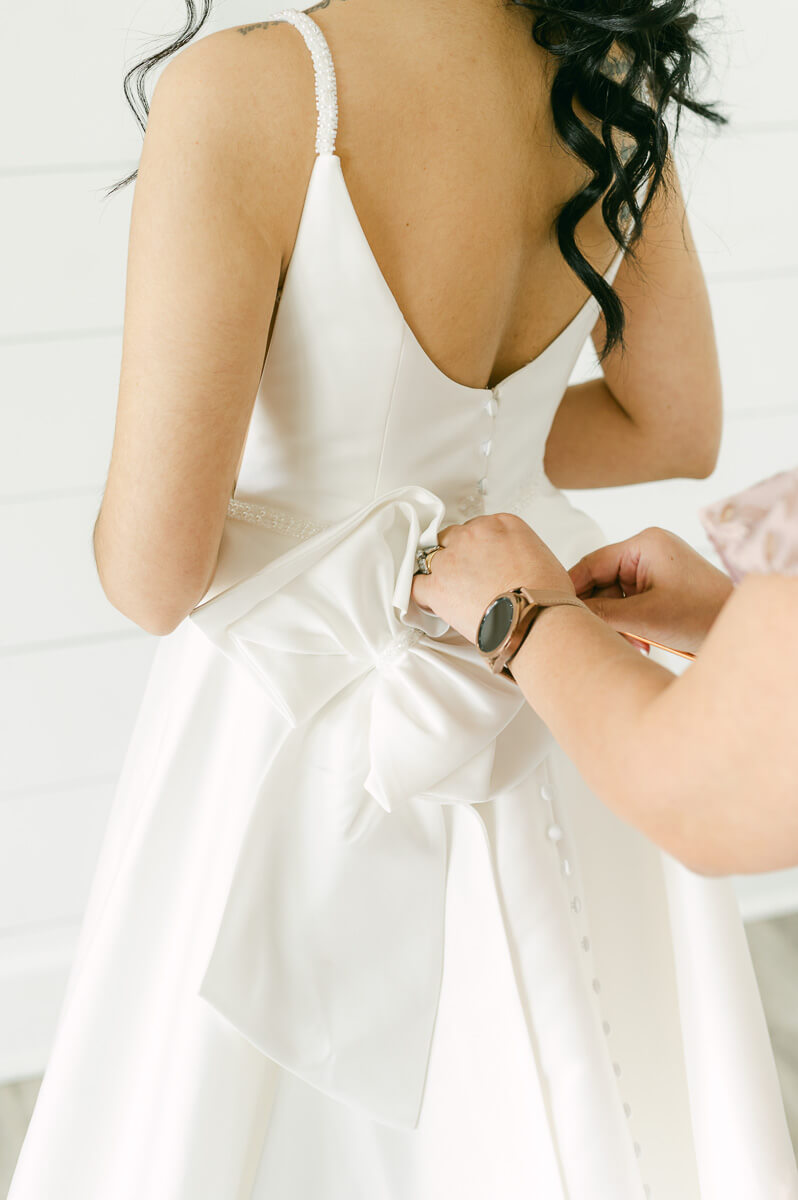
top-left (542, 777), bottom-right (651, 1198)
top-left (458, 387), bottom-right (498, 519)
top-left (480, 389), bottom-right (498, 495)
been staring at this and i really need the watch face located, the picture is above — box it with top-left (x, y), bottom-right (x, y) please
top-left (478, 595), bottom-right (515, 653)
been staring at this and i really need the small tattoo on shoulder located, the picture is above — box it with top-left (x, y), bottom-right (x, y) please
top-left (238, 0), bottom-right (350, 35)
top-left (238, 22), bottom-right (278, 36)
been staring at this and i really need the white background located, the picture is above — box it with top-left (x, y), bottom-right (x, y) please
top-left (1, 0), bottom-right (795, 1082)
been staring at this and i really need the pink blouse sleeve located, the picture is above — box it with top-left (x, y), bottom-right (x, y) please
top-left (699, 466), bottom-right (798, 583)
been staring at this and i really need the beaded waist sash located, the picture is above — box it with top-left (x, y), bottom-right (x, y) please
top-left (226, 496), bottom-right (332, 540)
top-left (225, 477), bottom-right (550, 541)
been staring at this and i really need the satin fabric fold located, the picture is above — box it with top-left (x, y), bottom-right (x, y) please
top-left (189, 485), bottom-right (555, 1128)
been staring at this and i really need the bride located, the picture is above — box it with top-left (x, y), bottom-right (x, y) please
top-left (9, 1), bottom-right (796, 1198)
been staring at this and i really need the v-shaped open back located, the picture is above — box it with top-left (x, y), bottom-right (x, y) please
top-left (264, 7), bottom-right (640, 397)
top-left (229, 7), bottom-right (649, 536)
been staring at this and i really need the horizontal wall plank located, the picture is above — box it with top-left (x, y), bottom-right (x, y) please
top-left (2, 0), bottom-right (152, 168)
top-left (0, 780), bottom-right (114, 932)
top-left (570, 272), bottom-right (798, 416)
top-left (2, 0), bottom-right (295, 168)
top-left (1, 172), bottom-right (132, 338)
top-left (562, 410), bottom-right (798, 557)
top-left (0, 335), bottom-right (120, 498)
top-left (0, 492), bottom-right (133, 647)
top-left (711, 275), bottom-right (798, 414)
top-left (0, 636), bottom-right (156, 794)
top-left (0, 924), bottom-right (78, 1084)
top-left (698, 0), bottom-right (798, 128)
top-left (734, 869), bottom-right (798, 924)
top-left (674, 126), bottom-right (798, 278)
top-left (3, 0), bottom-right (188, 168)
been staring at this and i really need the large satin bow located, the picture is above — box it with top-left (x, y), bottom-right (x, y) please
top-left (189, 485), bottom-right (554, 1129)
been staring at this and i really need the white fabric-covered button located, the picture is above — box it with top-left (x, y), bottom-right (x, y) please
top-left (540, 784), bottom-right (554, 805)
top-left (591, 978), bottom-right (601, 994)
top-left (570, 896), bottom-right (582, 913)
top-left (602, 1020), bottom-right (611, 1035)
top-left (477, 477), bottom-right (488, 495)
top-left (458, 491), bottom-right (483, 520)
top-left (613, 1061), bottom-right (622, 1077)
top-left (484, 394), bottom-right (498, 417)
top-left (480, 439), bottom-right (492, 457)
top-left (547, 823), bottom-right (563, 842)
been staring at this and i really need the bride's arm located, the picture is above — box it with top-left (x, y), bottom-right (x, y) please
top-left (92, 29), bottom-right (304, 636)
top-left (543, 152), bottom-right (723, 488)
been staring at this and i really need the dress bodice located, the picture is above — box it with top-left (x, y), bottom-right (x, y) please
top-left (229, 7), bottom-right (647, 562)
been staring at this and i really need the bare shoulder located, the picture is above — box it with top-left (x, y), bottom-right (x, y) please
top-left (145, 22), bottom-right (318, 236)
top-left (153, 19), bottom-right (316, 126)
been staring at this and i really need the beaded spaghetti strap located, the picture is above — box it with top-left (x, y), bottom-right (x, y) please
top-left (268, 9), bottom-right (339, 155)
top-left (226, 10), bottom-right (338, 526)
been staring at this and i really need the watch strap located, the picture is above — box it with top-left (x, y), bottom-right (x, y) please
top-left (504, 589), bottom-right (588, 677)
top-left (482, 587), bottom-right (588, 678)
top-left (515, 587), bottom-right (589, 611)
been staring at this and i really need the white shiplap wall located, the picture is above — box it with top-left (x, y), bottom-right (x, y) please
top-left (0, 0), bottom-right (794, 1083)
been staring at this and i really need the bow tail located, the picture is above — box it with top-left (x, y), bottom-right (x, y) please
top-left (197, 702), bottom-right (448, 1130)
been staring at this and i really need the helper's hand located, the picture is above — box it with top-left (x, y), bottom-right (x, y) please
top-left (412, 513), bottom-right (574, 644)
top-left (569, 527), bottom-right (734, 655)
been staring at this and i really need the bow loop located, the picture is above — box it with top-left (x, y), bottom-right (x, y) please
top-left (364, 631), bottom-right (524, 813)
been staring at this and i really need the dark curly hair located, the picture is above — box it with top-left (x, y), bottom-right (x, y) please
top-left (106, 0), bottom-right (728, 361)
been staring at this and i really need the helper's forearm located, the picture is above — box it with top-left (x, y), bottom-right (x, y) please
top-left (509, 604), bottom-right (692, 858)
top-left (543, 378), bottom-right (715, 488)
top-left (509, 575), bottom-right (798, 875)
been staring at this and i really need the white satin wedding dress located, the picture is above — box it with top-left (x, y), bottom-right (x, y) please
top-left (9, 8), bottom-right (798, 1200)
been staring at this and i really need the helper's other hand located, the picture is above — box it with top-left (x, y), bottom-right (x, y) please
top-left (569, 527), bottom-right (734, 655)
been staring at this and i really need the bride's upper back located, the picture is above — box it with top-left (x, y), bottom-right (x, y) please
top-left (237, 0), bottom-right (623, 392)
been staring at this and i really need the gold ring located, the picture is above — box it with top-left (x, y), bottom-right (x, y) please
top-left (415, 544), bottom-right (444, 575)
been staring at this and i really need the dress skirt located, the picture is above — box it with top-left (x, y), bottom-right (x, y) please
top-left (7, 486), bottom-right (797, 1200)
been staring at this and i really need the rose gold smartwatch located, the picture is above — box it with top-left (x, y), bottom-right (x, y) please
top-left (476, 587), bottom-right (588, 678)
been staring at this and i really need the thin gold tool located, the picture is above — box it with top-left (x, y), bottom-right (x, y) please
top-left (618, 632), bottom-right (697, 662)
